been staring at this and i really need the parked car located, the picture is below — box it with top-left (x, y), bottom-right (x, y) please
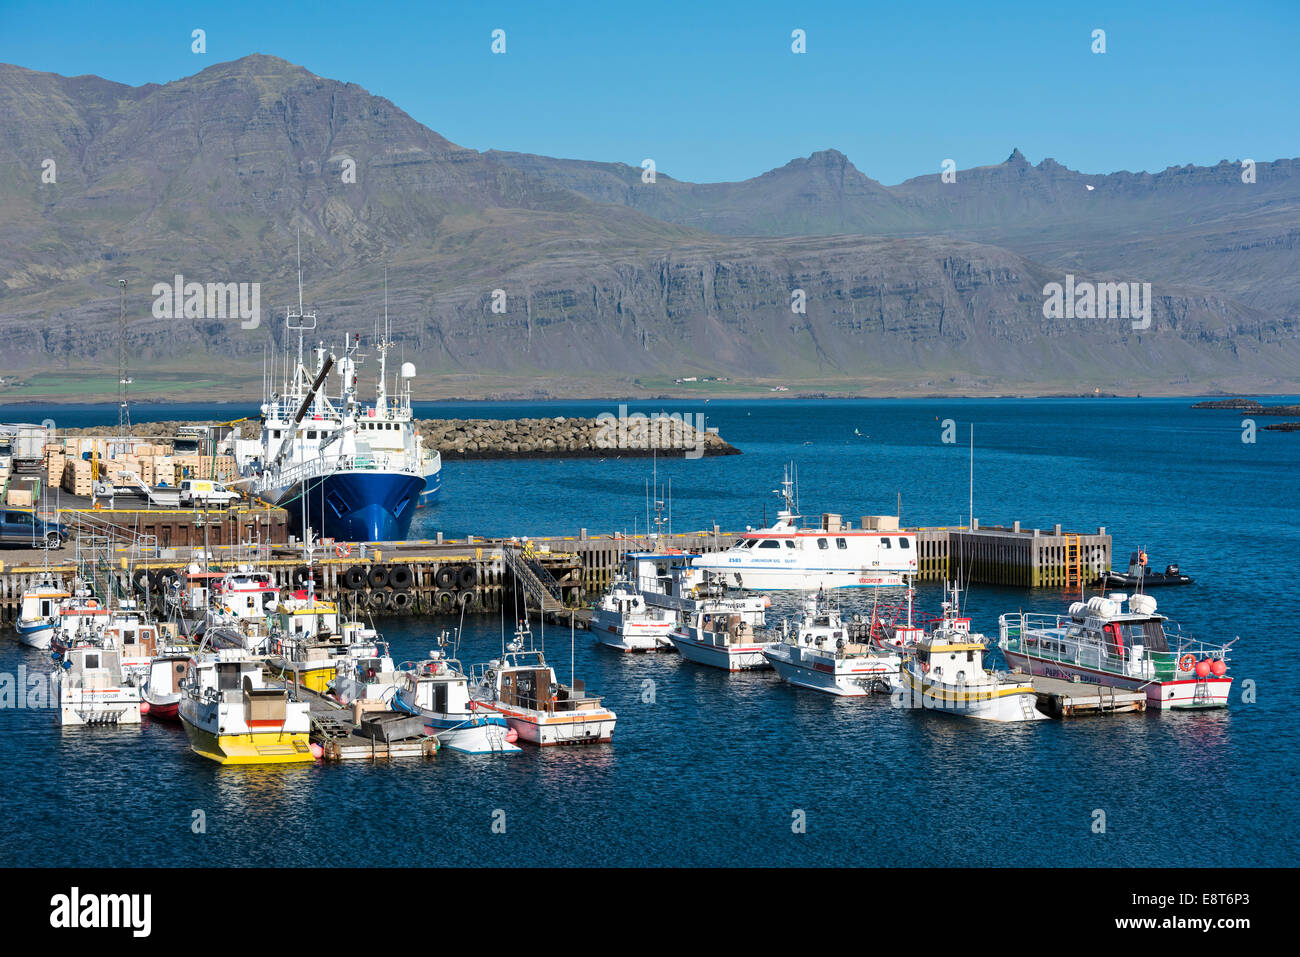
top-left (0, 510), bottom-right (67, 549)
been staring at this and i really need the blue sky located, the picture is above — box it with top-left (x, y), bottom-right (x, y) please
top-left (1, 0), bottom-right (1296, 185)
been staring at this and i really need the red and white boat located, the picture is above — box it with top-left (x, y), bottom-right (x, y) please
top-left (471, 623), bottom-right (616, 746)
top-left (998, 593), bottom-right (1234, 709)
top-left (142, 653), bottom-right (192, 720)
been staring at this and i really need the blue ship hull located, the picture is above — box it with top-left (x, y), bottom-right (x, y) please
top-left (417, 466), bottom-right (442, 509)
top-left (284, 471), bottom-right (425, 543)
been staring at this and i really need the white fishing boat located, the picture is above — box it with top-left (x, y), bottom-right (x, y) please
top-left (50, 588), bottom-right (111, 658)
top-left (668, 593), bottom-right (771, 671)
top-left (690, 467), bottom-right (916, 591)
top-left (763, 591), bottom-right (900, 695)
top-left (179, 649), bottom-right (314, 764)
top-left (590, 577), bottom-right (676, 652)
top-left (894, 589), bottom-right (1045, 721)
top-left (998, 593), bottom-right (1234, 709)
top-left (471, 622), bottom-right (616, 746)
top-left (57, 644), bottom-right (142, 726)
top-left (393, 650), bottom-right (521, 754)
top-left (15, 581), bottom-right (69, 649)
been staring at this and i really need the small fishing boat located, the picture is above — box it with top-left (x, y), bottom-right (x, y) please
top-left (179, 649), bottom-right (314, 764)
top-left (998, 593), bottom-right (1233, 709)
top-left (1095, 551), bottom-right (1193, 589)
top-left (15, 581), bottom-right (69, 649)
top-left (668, 593), bottom-right (770, 671)
top-left (763, 591), bottom-right (900, 695)
top-left (265, 598), bottom-right (351, 693)
top-left (894, 594), bottom-right (1045, 721)
top-left (393, 649), bottom-right (521, 754)
top-left (49, 588), bottom-right (111, 658)
top-left (590, 577), bottom-right (676, 652)
top-left (57, 644), bottom-right (142, 726)
top-left (471, 622), bottom-right (616, 746)
top-left (142, 653), bottom-right (193, 720)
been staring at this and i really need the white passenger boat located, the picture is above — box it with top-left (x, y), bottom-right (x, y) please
top-left (15, 581), bottom-right (69, 649)
top-left (590, 576), bottom-right (676, 652)
top-left (668, 593), bottom-right (771, 671)
top-left (179, 649), bottom-right (314, 764)
top-left (471, 623), bottom-right (616, 746)
top-left (57, 644), bottom-right (142, 726)
top-left (142, 652), bottom-right (192, 721)
top-left (998, 593), bottom-right (1233, 709)
top-left (393, 650), bottom-right (521, 754)
top-left (763, 592), bottom-right (900, 695)
top-left (690, 468), bottom-right (917, 591)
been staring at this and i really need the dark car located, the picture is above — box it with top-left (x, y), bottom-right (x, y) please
top-left (0, 510), bottom-right (68, 549)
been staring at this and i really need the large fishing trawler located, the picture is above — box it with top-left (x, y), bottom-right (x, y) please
top-left (233, 264), bottom-right (438, 543)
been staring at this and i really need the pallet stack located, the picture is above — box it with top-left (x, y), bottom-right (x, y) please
top-left (62, 459), bottom-right (92, 495)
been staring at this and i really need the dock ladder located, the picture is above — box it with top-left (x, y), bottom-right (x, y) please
top-left (501, 546), bottom-right (565, 613)
top-left (1065, 534), bottom-right (1082, 589)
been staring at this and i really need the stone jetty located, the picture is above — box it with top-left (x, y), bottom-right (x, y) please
top-left (60, 414), bottom-right (741, 459)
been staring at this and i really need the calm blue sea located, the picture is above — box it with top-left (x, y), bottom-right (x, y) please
top-left (1, 397), bottom-right (1295, 867)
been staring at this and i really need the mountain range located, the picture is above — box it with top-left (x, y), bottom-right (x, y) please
top-left (1, 53), bottom-right (1297, 401)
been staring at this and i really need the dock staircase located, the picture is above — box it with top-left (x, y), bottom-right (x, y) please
top-left (501, 546), bottom-right (565, 613)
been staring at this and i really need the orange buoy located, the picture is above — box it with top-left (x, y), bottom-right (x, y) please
top-left (1195, 659), bottom-right (1212, 677)
top-left (139, 700), bottom-right (151, 715)
top-left (1210, 659), bottom-right (1227, 677)
top-left (309, 742), bottom-right (324, 759)
top-left (504, 728), bottom-right (519, 744)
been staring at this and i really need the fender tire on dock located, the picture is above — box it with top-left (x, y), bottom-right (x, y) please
top-left (368, 588), bottom-right (392, 610)
top-left (388, 565), bottom-right (414, 590)
top-left (389, 590), bottom-right (413, 611)
top-left (131, 568), bottom-right (152, 594)
top-left (457, 565), bottom-right (477, 589)
top-left (293, 566), bottom-right (313, 588)
top-left (434, 566), bottom-right (456, 589)
top-left (457, 590), bottom-right (477, 609)
top-left (367, 565), bottom-right (390, 589)
top-left (343, 566), bottom-right (368, 590)
top-left (436, 589), bottom-right (456, 612)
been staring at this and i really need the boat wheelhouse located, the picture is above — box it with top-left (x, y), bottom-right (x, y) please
top-left (763, 592), bottom-right (900, 695)
top-left (998, 593), bottom-right (1233, 709)
top-left (142, 653), bottom-right (192, 720)
top-left (689, 469), bottom-right (916, 591)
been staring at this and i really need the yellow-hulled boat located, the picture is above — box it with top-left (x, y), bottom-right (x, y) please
top-left (179, 650), bottom-right (314, 764)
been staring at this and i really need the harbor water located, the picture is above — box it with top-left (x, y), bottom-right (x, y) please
top-left (1, 398), bottom-right (1293, 866)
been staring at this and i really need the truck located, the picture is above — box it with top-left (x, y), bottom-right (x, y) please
top-left (0, 424), bottom-right (52, 470)
top-left (0, 509), bottom-right (68, 549)
top-left (178, 479), bottom-right (241, 506)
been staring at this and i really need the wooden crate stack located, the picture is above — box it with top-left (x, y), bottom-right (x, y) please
top-left (62, 459), bottom-right (92, 495)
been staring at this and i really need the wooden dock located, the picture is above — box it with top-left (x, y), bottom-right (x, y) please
top-left (1022, 672), bottom-right (1147, 716)
top-left (292, 686), bottom-right (439, 761)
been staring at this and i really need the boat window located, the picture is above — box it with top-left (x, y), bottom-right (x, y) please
top-left (881, 538), bottom-right (892, 548)
top-left (784, 540), bottom-right (795, 548)
top-left (758, 540), bottom-right (780, 549)
top-left (817, 538), bottom-right (828, 550)
top-left (899, 538), bottom-right (911, 549)
top-left (307, 430), bottom-right (318, 440)
top-left (836, 538), bottom-right (847, 549)
top-left (1135, 620), bottom-right (1168, 652)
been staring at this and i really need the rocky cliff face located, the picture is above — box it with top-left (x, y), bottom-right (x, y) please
top-left (2, 55), bottom-right (1297, 399)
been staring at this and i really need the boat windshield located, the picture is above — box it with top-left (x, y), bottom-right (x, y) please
top-left (1124, 619), bottom-right (1168, 652)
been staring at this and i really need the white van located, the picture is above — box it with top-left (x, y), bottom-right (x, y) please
top-left (178, 479), bottom-right (240, 506)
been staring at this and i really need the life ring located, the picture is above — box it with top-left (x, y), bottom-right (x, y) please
top-left (1178, 653), bottom-right (1196, 672)
top-left (335, 542), bottom-right (352, 558)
